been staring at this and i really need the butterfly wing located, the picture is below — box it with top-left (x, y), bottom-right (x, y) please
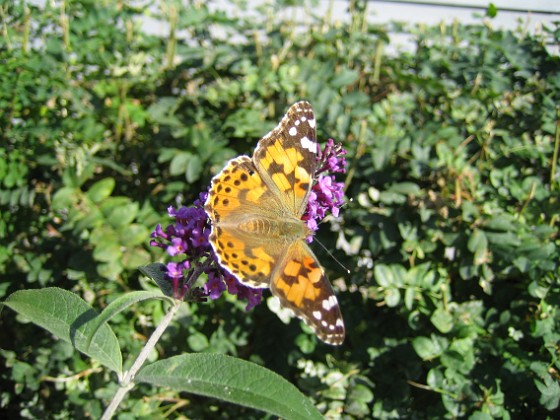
top-left (205, 156), bottom-right (289, 288)
top-left (270, 240), bottom-right (345, 345)
top-left (253, 101), bottom-right (318, 217)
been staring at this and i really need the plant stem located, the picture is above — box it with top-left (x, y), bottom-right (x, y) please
top-left (550, 106), bottom-right (560, 191)
top-left (101, 300), bottom-right (182, 420)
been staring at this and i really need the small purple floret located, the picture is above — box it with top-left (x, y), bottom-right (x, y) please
top-left (303, 139), bottom-right (347, 236)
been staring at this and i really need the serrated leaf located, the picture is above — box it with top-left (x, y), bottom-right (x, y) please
top-left (2, 288), bottom-right (122, 374)
top-left (136, 353), bottom-right (323, 420)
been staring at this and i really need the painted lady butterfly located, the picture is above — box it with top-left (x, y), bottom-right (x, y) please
top-left (204, 101), bottom-right (345, 345)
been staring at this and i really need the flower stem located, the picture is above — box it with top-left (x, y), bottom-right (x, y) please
top-left (101, 299), bottom-right (182, 420)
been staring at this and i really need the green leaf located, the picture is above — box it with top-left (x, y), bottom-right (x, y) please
top-left (486, 3), bottom-right (498, 18)
top-left (330, 68), bottom-right (359, 89)
top-left (468, 229), bottom-right (488, 265)
top-left (470, 412), bottom-right (493, 420)
top-left (535, 374), bottom-right (560, 410)
top-left (431, 308), bottom-right (453, 333)
top-left (2, 288), bottom-right (122, 375)
top-left (169, 151), bottom-right (191, 176)
top-left (52, 187), bottom-right (79, 210)
top-left (412, 335), bottom-right (447, 360)
top-left (87, 178), bottom-right (115, 203)
top-left (185, 154), bottom-right (203, 183)
top-left (86, 291), bottom-right (172, 350)
top-left (374, 264), bottom-right (395, 287)
top-left (387, 182), bottom-right (421, 196)
top-left (107, 202), bottom-right (139, 228)
top-left (93, 242), bottom-right (122, 263)
top-left (136, 353), bottom-right (323, 420)
top-left (139, 263), bottom-right (174, 297)
top-left (187, 331), bottom-right (210, 352)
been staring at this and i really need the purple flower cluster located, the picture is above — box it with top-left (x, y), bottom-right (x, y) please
top-left (150, 193), bottom-right (262, 309)
top-left (149, 139), bottom-right (346, 310)
top-left (303, 139), bottom-right (347, 234)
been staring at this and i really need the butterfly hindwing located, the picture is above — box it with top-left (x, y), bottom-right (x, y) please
top-left (270, 240), bottom-right (345, 345)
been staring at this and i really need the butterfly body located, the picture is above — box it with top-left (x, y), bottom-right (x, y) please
top-left (205, 101), bottom-right (345, 345)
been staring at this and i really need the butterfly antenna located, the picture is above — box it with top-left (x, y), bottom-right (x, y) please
top-left (314, 237), bottom-right (351, 275)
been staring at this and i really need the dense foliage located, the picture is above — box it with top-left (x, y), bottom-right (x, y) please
top-left (1, 0), bottom-right (559, 418)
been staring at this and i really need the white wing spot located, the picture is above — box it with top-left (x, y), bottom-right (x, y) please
top-left (329, 324), bottom-right (335, 331)
top-left (295, 120), bottom-right (301, 126)
top-left (322, 295), bottom-right (337, 311)
top-left (289, 126), bottom-right (297, 136)
top-left (301, 116), bottom-right (307, 122)
top-left (321, 320), bottom-right (328, 327)
top-left (336, 318), bottom-right (344, 327)
top-left (309, 118), bottom-right (316, 129)
top-left (313, 310), bottom-right (322, 320)
top-left (300, 136), bottom-right (317, 153)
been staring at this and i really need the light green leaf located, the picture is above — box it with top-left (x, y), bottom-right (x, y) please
top-left (169, 151), bottom-right (191, 176)
top-left (87, 178), bottom-right (115, 203)
top-left (107, 202), bottom-right (139, 228)
top-left (387, 182), bottom-right (421, 195)
top-left (2, 288), bottom-right (122, 375)
top-left (431, 308), bottom-right (453, 333)
top-left (374, 264), bottom-right (395, 287)
top-left (330, 68), bottom-right (359, 88)
top-left (93, 242), bottom-right (122, 263)
top-left (136, 353), bottom-right (323, 420)
top-left (186, 154), bottom-right (203, 183)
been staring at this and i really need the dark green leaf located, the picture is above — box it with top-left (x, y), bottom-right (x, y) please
top-left (136, 354), bottom-right (323, 420)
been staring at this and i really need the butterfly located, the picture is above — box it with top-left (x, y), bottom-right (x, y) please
top-left (204, 101), bottom-right (345, 345)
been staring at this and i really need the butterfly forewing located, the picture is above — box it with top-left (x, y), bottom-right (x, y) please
top-left (253, 101), bottom-right (318, 217)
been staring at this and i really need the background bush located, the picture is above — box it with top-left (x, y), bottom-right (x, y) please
top-left (1, 0), bottom-right (559, 418)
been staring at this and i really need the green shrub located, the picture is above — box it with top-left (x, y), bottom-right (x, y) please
top-left (1, 0), bottom-right (559, 418)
